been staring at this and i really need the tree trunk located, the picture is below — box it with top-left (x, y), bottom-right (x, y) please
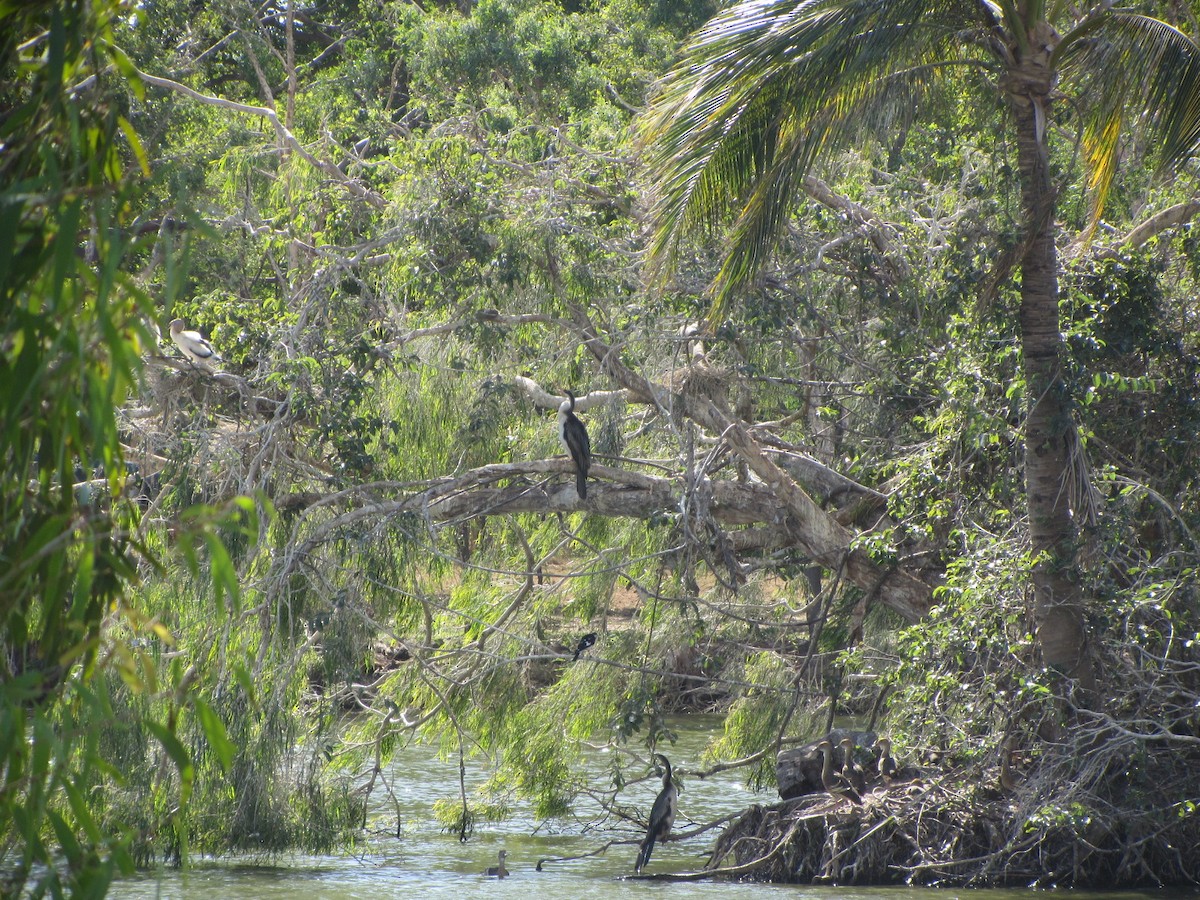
top-left (1008, 32), bottom-right (1096, 698)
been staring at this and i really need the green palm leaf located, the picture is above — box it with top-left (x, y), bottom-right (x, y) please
top-left (1058, 12), bottom-right (1200, 227)
top-left (640, 0), bottom-right (989, 315)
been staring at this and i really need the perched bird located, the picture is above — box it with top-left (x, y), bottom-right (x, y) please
top-left (572, 632), bottom-right (597, 661)
top-left (635, 753), bottom-right (677, 873)
top-left (874, 737), bottom-right (898, 787)
top-left (169, 318), bottom-right (220, 364)
top-left (485, 848), bottom-right (509, 878)
top-left (999, 734), bottom-right (1022, 793)
top-left (816, 739), bottom-right (862, 805)
top-left (556, 390), bottom-right (591, 500)
top-left (839, 737), bottom-right (867, 794)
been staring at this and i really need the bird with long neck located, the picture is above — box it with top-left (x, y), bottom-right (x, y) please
top-left (557, 390), bottom-right (591, 499)
top-left (874, 737), bottom-right (898, 787)
top-left (839, 737), bottom-right (867, 794)
top-left (816, 739), bottom-right (862, 806)
top-left (169, 318), bottom-right (220, 364)
top-left (485, 849), bottom-right (509, 878)
top-left (635, 753), bottom-right (677, 873)
top-left (999, 734), bottom-right (1022, 793)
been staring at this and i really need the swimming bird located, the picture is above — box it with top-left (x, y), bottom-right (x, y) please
top-left (556, 390), bottom-right (591, 499)
top-left (635, 753), bottom-right (677, 873)
top-left (169, 318), bottom-right (220, 364)
top-left (572, 632), bottom-right (597, 661)
top-left (816, 739), bottom-right (862, 805)
top-left (485, 848), bottom-right (509, 878)
top-left (874, 737), bottom-right (898, 787)
top-left (839, 737), bottom-right (867, 793)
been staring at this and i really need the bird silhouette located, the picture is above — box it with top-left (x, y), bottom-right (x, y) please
top-left (556, 390), bottom-right (591, 499)
top-left (485, 849), bottom-right (509, 878)
top-left (635, 753), bottom-right (677, 873)
top-left (572, 632), bottom-right (597, 661)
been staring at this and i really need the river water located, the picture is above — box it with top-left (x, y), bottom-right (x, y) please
top-left (110, 717), bottom-right (1194, 900)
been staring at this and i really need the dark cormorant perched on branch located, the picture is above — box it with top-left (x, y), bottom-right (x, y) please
top-left (635, 753), bottom-right (677, 873)
top-left (557, 390), bottom-right (591, 499)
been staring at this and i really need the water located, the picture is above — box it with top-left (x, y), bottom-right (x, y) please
top-left (110, 718), bottom-right (1197, 899)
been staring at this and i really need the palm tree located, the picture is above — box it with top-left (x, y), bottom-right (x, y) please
top-left (641, 0), bottom-right (1200, 698)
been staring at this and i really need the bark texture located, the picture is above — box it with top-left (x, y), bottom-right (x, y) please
top-left (1008, 21), bottom-right (1095, 695)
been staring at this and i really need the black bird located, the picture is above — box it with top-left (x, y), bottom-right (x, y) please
top-left (485, 848), bottom-right (509, 878)
top-left (635, 753), bottom-right (677, 873)
top-left (572, 632), bottom-right (597, 661)
top-left (557, 390), bottom-right (591, 499)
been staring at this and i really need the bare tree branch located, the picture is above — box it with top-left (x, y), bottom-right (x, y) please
top-left (133, 67), bottom-right (387, 209)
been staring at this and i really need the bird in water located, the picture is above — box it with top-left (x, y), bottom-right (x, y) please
top-left (839, 737), bottom-right (867, 794)
top-left (572, 632), bottom-right (597, 661)
top-left (169, 318), bottom-right (220, 364)
top-left (485, 848), bottom-right (509, 878)
top-left (635, 753), bottom-right (677, 873)
top-left (874, 736), bottom-right (898, 787)
top-left (556, 390), bottom-right (591, 499)
top-left (816, 739), bottom-right (862, 806)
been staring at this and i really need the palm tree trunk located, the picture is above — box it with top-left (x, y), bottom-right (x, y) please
top-left (1009, 46), bottom-right (1097, 699)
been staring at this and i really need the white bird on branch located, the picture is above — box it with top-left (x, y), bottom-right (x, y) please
top-left (169, 318), bottom-right (220, 365)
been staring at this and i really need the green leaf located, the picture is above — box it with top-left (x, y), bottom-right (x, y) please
top-left (193, 698), bottom-right (236, 773)
top-left (145, 719), bottom-right (195, 804)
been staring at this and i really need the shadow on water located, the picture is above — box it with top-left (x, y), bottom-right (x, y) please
top-left (110, 717), bottom-right (1200, 899)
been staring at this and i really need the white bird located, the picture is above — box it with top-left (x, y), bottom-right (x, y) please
top-left (169, 318), bottom-right (220, 364)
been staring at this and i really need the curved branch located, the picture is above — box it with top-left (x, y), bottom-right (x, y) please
top-left (133, 67), bottom-right (386, 209)
top-left (556, 297), bottom-right (932, 623)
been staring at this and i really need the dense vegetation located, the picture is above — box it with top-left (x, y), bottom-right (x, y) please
top-left (3, 0), bottom-right (1199, 893)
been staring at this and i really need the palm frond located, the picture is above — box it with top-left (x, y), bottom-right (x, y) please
top-left (640, 0), bottom-right (990, 316)
top-left (1057, 12), bottom-right (1200, 226)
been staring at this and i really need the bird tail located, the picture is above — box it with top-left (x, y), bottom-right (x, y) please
top-left (576, 467), bottom-right (587, 499)
top-left (635, 834), bottom-right (655, 873)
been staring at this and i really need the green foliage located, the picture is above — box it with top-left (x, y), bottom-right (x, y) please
top-left (0, 2), bottom-right (166, 892)
top-left (5, 0), bottom-right (1199, 882)
top-left (705, 652), bottom-right (796, 789)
